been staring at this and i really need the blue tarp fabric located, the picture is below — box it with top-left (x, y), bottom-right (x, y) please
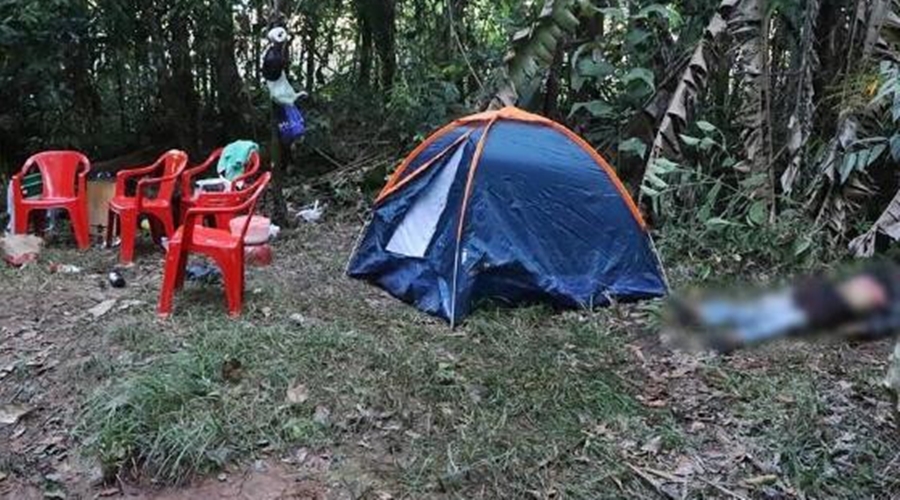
top-left (347, 107), bottom-right (667, 325)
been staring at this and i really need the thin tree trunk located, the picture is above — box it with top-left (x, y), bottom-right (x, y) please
top-left (374, 0), bottom-right (397, 90)
top-left (166, 5), bottom-right (200, 151)
top-left (305, 21), bottom-right (317, 93)
top-left (268, 0), bottom-right (290, 226)
top-left (215, 0), bottom-right (249, 139)
top-left (357, 0), bottom-right (373, 87)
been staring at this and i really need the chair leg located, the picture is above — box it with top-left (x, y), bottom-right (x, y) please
top-left (105, 210), bottom-right (116, 248)
top-left (220, 251), bottom-right (246, 317)
top-left (158, 244), bottom-right (184, 317)
top-left (118, 211), bottom-right (138, 264)
top-left (148, 217), bottom-right (164, 246)
top-left (69, 203), bottom-right (90, 250)
top-left (161, 212), bottom-right (176, 238)
top-left (13, 206), bottom-right (30, 235)
top-left (174, 247), bottom-right (188, 290)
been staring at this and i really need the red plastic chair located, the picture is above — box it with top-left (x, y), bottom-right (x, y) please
top-left (11, 151), bottom-right (91, 249)
top-left (106, 150), bottom-right (188, 263)
top-left (179, 148), bottom-right (261, 226)
top-left (157, 172), bottom-right (271, 318)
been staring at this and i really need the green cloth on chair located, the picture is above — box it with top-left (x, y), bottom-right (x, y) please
top-left (217, 141), bottom-right (259, 181)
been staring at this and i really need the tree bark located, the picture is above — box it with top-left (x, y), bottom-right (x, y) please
top-left (214, 0), bottom-right (249, 140)
top-left (268, 0), bottom-right (291, 226)
top-left (373, 0), bottom-right (397, 90)
top-left (305, 20), bottom-right (318, 93)
top-left (357, 1), bottom-right (374, 86)
top-left (164, 4), bottom-right (200, 152)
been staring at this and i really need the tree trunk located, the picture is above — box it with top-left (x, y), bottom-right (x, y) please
top-left (373, 0), bottom-right (397, 90)
top-left (542, 43), bottom-right (565, 120)
top-left (357, 1), bottom-right (374, 87)
top-left (268, 0), bottom-right (290, 226)
top-left (164, 4), bottom-right (200, 152)
top-left (214, 0), bottom-right (249, 140)
top-left (305, 20), bottom-right (318, 93)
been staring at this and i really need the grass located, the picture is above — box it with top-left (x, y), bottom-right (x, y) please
top-left (74, 294), bottom-right (655, 493)
top-left (5, 219), bottom-right (899, 497)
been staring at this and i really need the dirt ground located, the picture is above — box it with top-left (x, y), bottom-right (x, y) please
top-left (2, 217), bottom-right (900, 499)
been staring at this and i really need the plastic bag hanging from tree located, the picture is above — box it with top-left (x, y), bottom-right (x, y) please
top-left (277, 104), bottom-right (306, 144)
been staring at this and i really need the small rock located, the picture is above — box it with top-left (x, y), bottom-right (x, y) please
top-left (313, 405), bottom-right (331, 426)
top-left (289, 313), bottom-right (306, 326)
top-left (217, 473), bottom-right (227, 482)
top-left (253, 460), bottom-right (266, 472)
top-left (0, 471), bottom-right (7, 481)
top-left (0, 404), bottom-right (31, 426)
top-left (286, 383), bottom-right (309, 405)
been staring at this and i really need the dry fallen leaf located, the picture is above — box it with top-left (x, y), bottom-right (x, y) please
top-left (775, 394), bottom-right (795, 404)
top-left (286, 383), bottom-right (309, 405)
top-left (673, 456), bottom-right (695, 477)
top-left (221, 359), bottom-right (244, 383)
top-left (641, 436), bottom-right (662, 455)
top-left (0, 404), bottom-right (31, 426)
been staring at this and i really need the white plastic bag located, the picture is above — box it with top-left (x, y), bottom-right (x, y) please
top-left (266, 73), bottom-right (301, 105)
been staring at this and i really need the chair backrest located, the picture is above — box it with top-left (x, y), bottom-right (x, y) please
top-left (183, 148), bottom-right (261, 198)
top-left (233, 151), bottom-right (262, 185)
top-left (195, 171), bottom-right (270, 211)
top-left (156, 150), bottom-right (189, 201)
top-left (236, 173), bottom-right (271, 240)
top-left (24, 151), bottom-right (90, 199)
top-left (195, 172), bottom-right (271, 241)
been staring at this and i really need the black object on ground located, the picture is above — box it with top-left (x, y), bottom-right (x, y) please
top-left (108, 270), bottom-right (126, 288)
top-left (186, 262), bottom-right (221, 284)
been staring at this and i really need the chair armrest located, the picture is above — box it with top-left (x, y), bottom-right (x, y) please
top-left (135, 170), bottom-right (183, 205)
top-left (137, 171), bottom-right (183, 189)
top-left (77, 161), bottom-right (91, 196)
top-left (17, 159), bottom-right (38, 179)
top-left (116, 161), bottom-right (159, 195)
top-left (182, 148), bottom-right (223, 197)
top-left (10, 174), bottom-right (22, 204)
top-left (11, 159), bottom-right (39, 202)
top-left (117, 162), bottom-right (159, 180)
top-left (231, 152), bottom-right (261, 187)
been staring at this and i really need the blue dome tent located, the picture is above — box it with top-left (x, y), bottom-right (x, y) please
top-left (348, 107), bottom-right (668, 325)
